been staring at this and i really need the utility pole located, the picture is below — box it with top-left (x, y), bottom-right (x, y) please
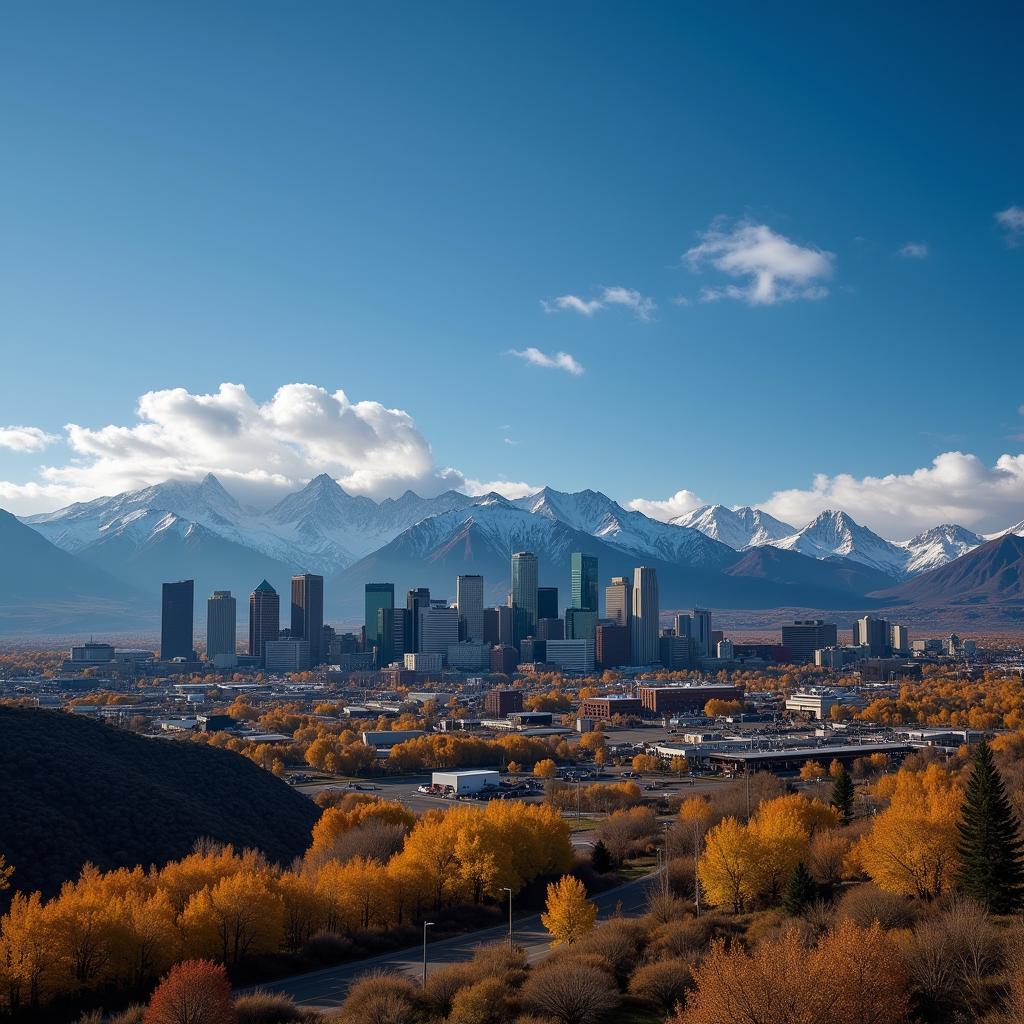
top-left (576, 777), bottom-right (581, 821)
top-left (422, 921), bottom-right (434, 985)
top-left (501, 886), bottom-right (513, 950)
top-left (745, 764), bottom-right (751, 822)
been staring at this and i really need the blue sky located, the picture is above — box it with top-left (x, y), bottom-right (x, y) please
top-left (1, 2), bottom-right (1022, 537)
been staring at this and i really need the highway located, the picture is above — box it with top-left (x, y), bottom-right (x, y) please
top-left (246, 871), bottom-right (658, 1010)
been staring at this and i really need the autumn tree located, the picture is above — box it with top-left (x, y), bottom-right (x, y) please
top-left (143, 960), bottom-right (233, 1024)
top-left (854, 764), bottom-right (962, 899)
top-left (799, 759), bottom-right (826, 782)
top-left (541, 875), bottom-right (597, 946)
top-left (632, 753), bottom-right (659, 774)
top-left (955, 740), bottom-right (1024, 912)
top-left (533, 758), bottom-right (558, 779)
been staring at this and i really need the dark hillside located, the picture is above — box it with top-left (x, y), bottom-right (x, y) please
top-left (0, 706), bottom-right (320, 897)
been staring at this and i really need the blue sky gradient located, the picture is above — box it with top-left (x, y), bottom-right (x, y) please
top-left (0, 2), bottom-right (1022, 534)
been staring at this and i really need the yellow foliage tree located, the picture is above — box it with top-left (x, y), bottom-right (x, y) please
top-left (540, 875), bottom-right (597, 946)
top-left (533, 759), bottom-right (558, 779)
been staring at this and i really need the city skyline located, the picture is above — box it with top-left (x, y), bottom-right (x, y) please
top-left (0, 6), bottom-right (1022, 536)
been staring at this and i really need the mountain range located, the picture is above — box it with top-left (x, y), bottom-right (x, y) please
top-left (4, 474), bottom-right (1024, 633)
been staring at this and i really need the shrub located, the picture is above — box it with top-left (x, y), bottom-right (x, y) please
top-left (448, 977), bottom-right (513, 1024)
top-left (109, 1007), bottom-right (145, 1024)
top-left (573, 919), bottom-right (645, 983)
top-left (835, 883), bottom-right (917, 930)
top-left (335, 972), bottom-right (419, 1024)
top-left (628, 957), bottom-right (694, 1011)
top-left (234, 990), bottom-right (307, 1024)
top-left (144, 961), bottom-right (233, 1024)
top-left (522, 960), bottom-right (620, 1024)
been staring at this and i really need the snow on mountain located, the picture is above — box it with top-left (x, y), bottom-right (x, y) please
top-left (896, 524), bottom-right (985, 575)
top-left (23, 474), bottom-right (252, 553)
top-left (985, 518), bottom-right (1024, 541)
top-left (514, 487), bottom-right (735, 568)
top-left (671, 504), bottom-right (795, 550)
top-left (773, 509), bottom-right (912, 578)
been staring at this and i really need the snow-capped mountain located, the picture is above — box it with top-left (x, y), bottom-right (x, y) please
top-left (985, 518), bottom-right (1024, 541)
top-left (24, 473), bottom-right (480, 576)
top-left (896, 524), bottom-right (985, 575)
top-left (671, 504), bottom-right (795, 550)
top-left (514, 487), bottom-right (735, 568)
top-left (23, 474), bottom-right (252, 553)
top-left (772, 510), bottom-right (912, 577)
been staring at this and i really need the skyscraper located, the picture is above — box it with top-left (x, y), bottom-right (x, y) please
top-left (571, 552), bottom-right (599, 614)
top-left (206, 590), bottom-right (236, 661)
top-left (510, 551), bottom-right (538, 647)
top-left (291, 573), bottom-right (324, 665)
top-left (630, 567), bottom-right (659, 665)
top-left (537, 586), bottom-right (559, 621)
top-left (691, 607), bottom-right (712, 658)
top-left (364, 583), bottom-right (395, 655)
top-left (407, 587), bottom-right (431, 651)
top-left (781, 620), bottom-right (838, 664)
top-left (456, 574), bottom-right (484, 643)
top-left (565, 607), bottom-right (597, 641)
top-left (855, 615), bottom-right (891, 657)
top-left (419, 605), bottom-right (460, 663)
top-left (248, 580), bottom-right (280, 665)
top-left (605, 576), bottom-right (632, 628)
top-left (377, 606), bottom-right (409, 666)
top-left (161, 580), bottom-right (194, 661)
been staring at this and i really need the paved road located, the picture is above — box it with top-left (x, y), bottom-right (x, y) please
top-left (247, 872), bottom-right (658, 1010)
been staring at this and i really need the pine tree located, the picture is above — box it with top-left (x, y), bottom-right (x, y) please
top-left (830, 765), bottom-right (854, 825)
top-left (782, 861), bottom-right (817, 916)
top-left (590, 839), bottom-right (612, 874)
top-left (956, 740), bottom-right (1024, 913)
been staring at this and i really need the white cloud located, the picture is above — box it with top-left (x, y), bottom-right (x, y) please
top-left (759, 450), bottom-right (1024, 537)
top-left (626, 489), bottom-right (706, 522)
top-left (685, 220), bottom-right (834, 305)
top-left (508, 348), bottom-right (585, 376)
top-left (0, 382), bottom-right (481, 513)
top-left (898, 242), bottom-right (929, 259)
top-left (0, 426), bottom-right (59, 453)
top-left (460, 477), bottom-right (538, 499)
top-left (997, 205), bottom-right (1024, 245)
top-left (542, 286), bottom-right (655, 320)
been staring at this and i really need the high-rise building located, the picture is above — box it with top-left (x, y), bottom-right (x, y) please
top-left (596, 623), bottom-right (629, 668)
top-left (630, 567), bottom-right (659, 665)
top-left (264, 638), bottom-right (311, 672)
top-left (161, 580), bottom-right (194, 661)
top-left (510, 552), bottom-right (538, 647)
top-left (691, 608), bottom-right (713, 658)
top-left (659, 634), bottom-right (691, 669)
top-left (496, 605), bottom-right (514, 646)
top-left (483, 607), bottom-right (500, 645)
top-left (377, 606), bottom-right (409, 667)
top-left (456, 575), bottom-right (485, 643)
top-left (605, 576), bottom-right (632, 628)
top-left (206, 591), bottom-right (236, 661)
top-left (565, 607), bottom-right (597, 641)
top-left (674, 613), bottom-right (692, 640)
top-left (781, 620), bottom-right (838, 664)
top-left (407, 587), bottom-right (431, 651)
top-left (570, 552), bottom-right (599, 614)
top-left (419, 605), bottom-right (460, 663)
top-left (891, 624), bottom-right (910, 654)
top-left (365, 583), bottom-right (394, 655)
top-left (537, 586), bottom-right (559, 621)
top-left (855, 615), bottom-right (891, 657)
top-left (537, 617), bottom-right (565, 640)
top-left (248, 580), bottom-right (280, 665)
top-left (291, 573), bottom-right (324, 665)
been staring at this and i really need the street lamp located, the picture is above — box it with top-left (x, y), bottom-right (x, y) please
top-left (500, 886), bottom-right (513, 950)
top-left (422, 921), bottom-right (434, 985)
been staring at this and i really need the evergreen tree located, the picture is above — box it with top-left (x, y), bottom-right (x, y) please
top-left (956, 740), bottom-right (1024, 913)
top-left (783, 861), bottom-right (817, 916)
top-left (830, 765), bottom-right (854, 825)
top-left (590, 839), bottom-right (612, 874)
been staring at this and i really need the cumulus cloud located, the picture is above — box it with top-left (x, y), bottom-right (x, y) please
top-left (759, 450), bottom-right (1024, 538)
top-left (508, 348), bottom-right (585, 375)
top-left (685, 220), bottom-right (834, 305)
top-left (997, 205), bottom-right (1024, 245)
top-left (898, 242), bottom-right (929, 259)
top-left (0, 426), bottom-right (59, 453)
top-left (626, 489), bottom-right (706, 522)
top-left (542, 286), bottom-right (655, 320)
top-left (460, 477), bottom-right (538, 499)
top-left (0, 382), bottom-right (493, 513)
